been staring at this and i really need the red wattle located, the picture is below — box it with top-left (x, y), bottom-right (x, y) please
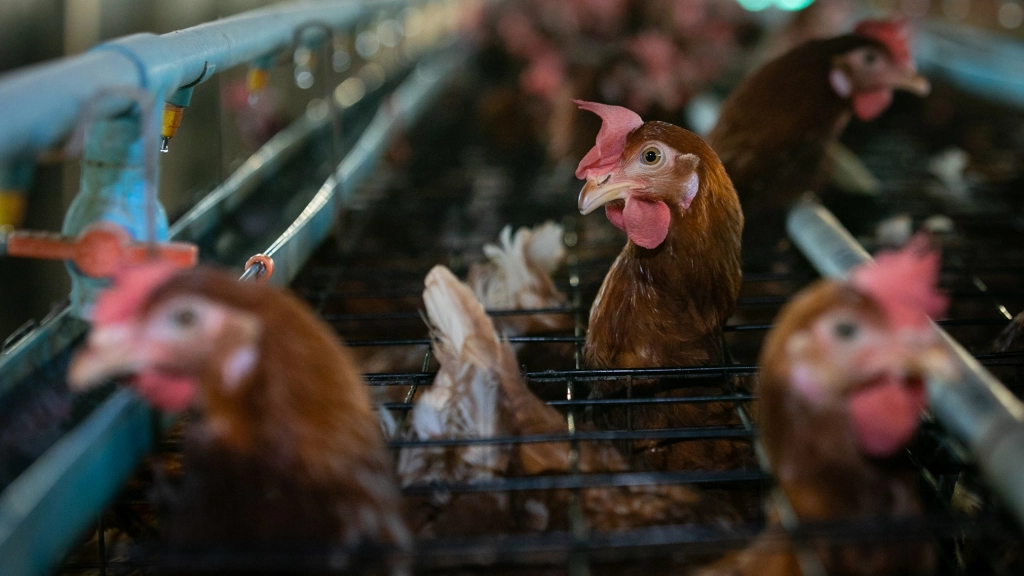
top-left (623, 197), bottom-right (671, 249)
top-left (605, 203), bottom-right (625, 231)
top-left (853, 89), bottom-right (893, 121)
top-left (848, 375), bottom-right (925, 457)
top-left (132, 372), bottom-right (198, 412)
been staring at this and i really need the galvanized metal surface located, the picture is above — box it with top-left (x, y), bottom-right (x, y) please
top-left (788, 201), bottom-right (1024, 530)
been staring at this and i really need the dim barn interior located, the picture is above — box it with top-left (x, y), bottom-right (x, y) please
top-left (0, 1), bottom-right (1023, 575)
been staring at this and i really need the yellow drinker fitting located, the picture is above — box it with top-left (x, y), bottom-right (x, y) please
top-left (0, 190), bottom-right (26, 228)
top-left (161, 103), bottom-right (185, 153)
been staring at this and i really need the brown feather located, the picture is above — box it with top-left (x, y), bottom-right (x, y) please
top-left (749, 280), bottom-right (933, 575)
top-left (140, 269), bottom-right (410, 571)
top-left (708, 35), bottom-right (883, 254)
top-left (582, 123), bottom-right (747, 474)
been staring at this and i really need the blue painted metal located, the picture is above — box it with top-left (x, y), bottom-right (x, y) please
top-left (787, 202), bottom-right (1024, 530)
top-left (0, 158), bottom-right (33, 190)
top-left (63, 110), bottom-right (167, 318)
top-left (0, 43), bottom-right (470, 576)
top-left (0, 310), bottom-right (86, 398)
top-left (917, 22), bottom-right (1024, 110)
top-left (0, 390), bottom-right (155, 576)
top-left (0, 0), bottom-right (399, 160)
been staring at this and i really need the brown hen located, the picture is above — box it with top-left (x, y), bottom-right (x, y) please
top-left (69, 264), bottom-right (410, 575)
top-left (572, 100), bottom-right (746, 472)
top-left (697, 237), bottom-right (952, 576)
top-left (397, 266), bottom-right (719, 538)
top-left (708, 20), bottom-right (930, 259)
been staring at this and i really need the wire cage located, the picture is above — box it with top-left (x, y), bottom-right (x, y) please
top-left (35, 44), bottom-right (1024, 575)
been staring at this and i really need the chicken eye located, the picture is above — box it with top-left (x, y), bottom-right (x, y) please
top-left (864, 50), bottom-right (878, 65)
top-left (172, 308), bottom-right (198, 329)
top-left (641, 147), bottom-right (662, 165)
top-left (833, 321), bottom-right (859, 340)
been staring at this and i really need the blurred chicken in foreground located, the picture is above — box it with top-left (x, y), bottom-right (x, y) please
top-left (396, 266), bottom-right (723, 537)
top-left (69, 264), bottom-right (409, 574)
top-left (698, 236), bottom-right (952, 576)
top-left (709, 20), bottom-right (930, 260)
top-left (573, 100), bottom-right (746, 471)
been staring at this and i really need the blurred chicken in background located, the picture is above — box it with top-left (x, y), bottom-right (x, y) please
top-left (709, 19), bottom-right (930, 262)
top-left (479, 0), bottom-right (757, 162)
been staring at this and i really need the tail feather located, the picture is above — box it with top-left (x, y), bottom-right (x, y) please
top-left (423, 266), bottom-right (499, 366)
top-left (402, 267), bottom-right (709, 534)
top-left (469, 222), bottom-right (567, 312)
top-left (398, 266), bottom-right (513, 485)
top-left (525, 221), bottom-right (567, 274)
top-left (467, 222), bottom-right (571, 342)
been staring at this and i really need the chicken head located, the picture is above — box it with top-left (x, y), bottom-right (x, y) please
top-left (575, 100), bottom-right (704, 250)
top-left (829, 20), bottom-right (930, 121)
top-left (68, 263), bottom-right (262, 412)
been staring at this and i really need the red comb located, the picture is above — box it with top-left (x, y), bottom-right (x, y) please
top-left (93, 262), bottom-right (180, 325)
top-left (850, 234), bottom-right (947, 330)
top-left (854, 19), bottom-right (912, 67)
top-left (573, 100), bottom-right (643, 181)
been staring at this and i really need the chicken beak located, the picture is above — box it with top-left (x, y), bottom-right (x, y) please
top-left (68, 325), bottom-right (142, 391)
top-left (578, 175), bottom-right (635, 215)
top-left (893, 66), bottom-right (930, 97)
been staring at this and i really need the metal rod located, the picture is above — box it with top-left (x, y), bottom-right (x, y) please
top-left (0, 1), bottom-right (414, 159)
top-left (788, 200), bottom-right (1024, 531)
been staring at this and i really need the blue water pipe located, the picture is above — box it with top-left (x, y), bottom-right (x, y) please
top-left (0, 1), bottom-right (393, 160)
top-left (0, 0), bottom-right (403, 315)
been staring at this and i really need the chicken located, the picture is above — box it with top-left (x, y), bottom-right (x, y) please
top-left (468, 221), bottom-right (572, 342)
top-left (576, 100), bottom-right (743, 368)
top-left (358, 221), bottom-right (571, 375)
top-left (697, 236), bottom-right (951, 576)
top-left (573, 100), bottom-right (746, 471)
top-left (397, 266), bottom-right (717, 538)
top-left (68, 263), bottom-right (410, 574)
top-left (708, 20), bottom-right (930, 258)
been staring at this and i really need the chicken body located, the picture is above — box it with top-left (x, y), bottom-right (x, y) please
top-left (69, 264), bottom-right (409, 574)
top-left (708, 21), bottom-right (930, 259)
top-left (576, 102), bottom-right (742, 368)
top-left (698, 238), bottom-right (950, 576)
top-left (573, 100), bottom-right (745, 472)
top-left (398, 266), bottom-right (715, 538)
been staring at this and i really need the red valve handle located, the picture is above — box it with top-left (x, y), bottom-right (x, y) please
top-left (2, 223), bottom-right (198, 278)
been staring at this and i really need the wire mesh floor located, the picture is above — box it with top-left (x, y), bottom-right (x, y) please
top-left (55, 75), bottom-right (1024, 574)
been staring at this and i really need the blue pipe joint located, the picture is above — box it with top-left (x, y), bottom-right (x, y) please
top-left (63, 113), bottom-right (168, 319)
